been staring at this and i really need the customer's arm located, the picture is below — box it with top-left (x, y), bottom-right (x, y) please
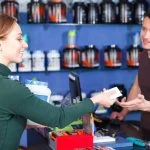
top-left (121, 75), bottom-right (141, 113)
top-left (5, 80), bottom-right (114, 128)
top-left (118, 81), bottom-right (150, 112)
top-left (118, 93), bottom-right (150, 111)
top-left (111, 75), bottom-right (141, 120)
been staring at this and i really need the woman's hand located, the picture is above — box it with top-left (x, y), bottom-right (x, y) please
top-left (90, 91), bottom-right (117, 108)
top-left (117, 94), bottom-right (150, 111)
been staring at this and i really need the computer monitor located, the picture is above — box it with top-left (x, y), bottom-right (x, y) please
top-left (69, 72), bottom-right (82, 104)
top-left (69, 72), bottom-right (93, 134)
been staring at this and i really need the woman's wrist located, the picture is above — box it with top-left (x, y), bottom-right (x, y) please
top-left (90, 92), bottom-right (103, 104)
top-left (90, 97), bottom-right (98, 104)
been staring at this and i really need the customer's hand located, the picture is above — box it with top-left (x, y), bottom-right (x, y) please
top-left (90, 91), bottom-right (117, 108)
top-left (118, 94), bottom-right (150, 111)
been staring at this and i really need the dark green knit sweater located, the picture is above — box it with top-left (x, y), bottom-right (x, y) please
top-left (0, 63), bottom-right (95, 150)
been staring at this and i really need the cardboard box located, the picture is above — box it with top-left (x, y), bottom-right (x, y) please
top-left (49, 132), bottom-right (93, 150)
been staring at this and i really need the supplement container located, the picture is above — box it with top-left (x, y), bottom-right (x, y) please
top-left (104, 44), bottom-right (122, 68)
top-left (127, 44), bottom-right (143, 67)
top-left (1, 0), bottom-right (19, 21)
top-left (47, 50), bottom-right (60, 71)
top-left (72, 2), bottom-right (86, 24)
top-left (47, 0), bottom-right (67, 23)
top-left (100, 0), bottom-right (117, 23)
top-left (27, 0), bottom-right (46, 23)
top-left (81, 45), bottom-right (100, 68)
top-left (87, 2), bottom-right (99, 24)
top-left (118, 0), bottom-right (134, 24)
top-left (32, 50), bottom-right (45, 71)
top-left (62, 30), bottom-right (80, 68)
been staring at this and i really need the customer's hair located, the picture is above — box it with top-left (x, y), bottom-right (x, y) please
top-left (0, 13), bottom-right (16, 40)
top-left (144, 10), bottom-right (150, 18)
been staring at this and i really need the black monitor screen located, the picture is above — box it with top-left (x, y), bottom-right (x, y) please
top-left (69, 72), bottom-right (82, 104)
top-left (69, 72), bottom-right (93, 134)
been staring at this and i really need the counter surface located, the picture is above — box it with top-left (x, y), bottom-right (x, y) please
top-left (26, 119), bottom-right (150, 150)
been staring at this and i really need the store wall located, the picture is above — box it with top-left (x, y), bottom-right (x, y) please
top-left (19, 21), bottom-right (140, 95)
top-left (14, 0), bottom-right (149, 96)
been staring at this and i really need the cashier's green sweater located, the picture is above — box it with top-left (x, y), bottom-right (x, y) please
top-left (0, 63), bottom-right (95, 150)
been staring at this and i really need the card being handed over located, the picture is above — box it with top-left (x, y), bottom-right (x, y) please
top-left (104, 87), bottom-right (122, 100)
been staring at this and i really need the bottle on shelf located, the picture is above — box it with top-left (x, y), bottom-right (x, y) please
top-left (47, 50), bottom-right (61, 71)
top-left (127, 44), bottom-right (143, 67)
top-left (118, 0), bottom-right (134, 24)
top-left (1, 0), bottom-right (19, 21)
top-left (87, 2), bottom-right (99, 24)
top-left (134, 0), bottom-right (148, 24)
top-left (100, 0), bottom-right (117, 24)
top-left (81, 45), bottom-right (100, 68)
top-left (27, 0), bottom-right (46, 23)
top-left (72, 1), bottom-right (86, 24)
top-left (127, 32), bottom-right (143, 67)
top-left (32, 50), bottom-right (45, 71)
top-left (104, 44), bottom-right (122, 68)
top-left (47, 0), bottom-right (67, 23)
top-left (62, 30), bottom-right (80, 69)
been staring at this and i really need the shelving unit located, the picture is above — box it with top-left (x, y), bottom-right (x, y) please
top-left (13, 19), bottom-right (141, 95)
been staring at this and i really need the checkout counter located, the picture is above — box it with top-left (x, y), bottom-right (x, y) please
top-left (19, 73), bottom-right (149, 149)
top-left (22, 112), bottom-right (150, 150)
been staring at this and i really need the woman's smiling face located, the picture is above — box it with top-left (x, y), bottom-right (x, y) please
top-left (0, 22), bottom-right (28, 65)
